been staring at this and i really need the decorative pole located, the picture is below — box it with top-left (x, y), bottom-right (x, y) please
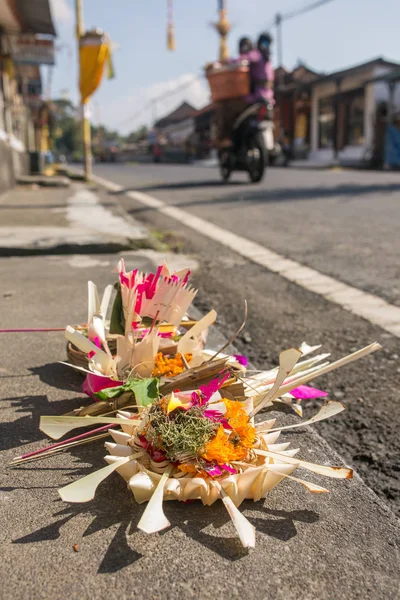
top-left (215, 0), bottom-right (231, 62)
top-left (167, 0), bottom-right (175, 51)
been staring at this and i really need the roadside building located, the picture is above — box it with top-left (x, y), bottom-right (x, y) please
top-left (154, 101), bottom-right (196, 161)
top-left (274, 63), bottom-right (322, 158)
top-left (308, 57), bottom-right (400, 165)
top-left (0, 0), bottom-right (55, 191)
top-left (192, 103), bottom-right (216, 159)
top-left (367, 69), bottom-right (400, 168)
top-left (274, 57), bottom-right (400, 167)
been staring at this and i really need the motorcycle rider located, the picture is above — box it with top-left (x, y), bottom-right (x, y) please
top-left (215, 34), bottom-right (274, 148)
top-left (215, 36), bottom-right (253, 148)
top-left (245, 32), bottom-right (275, 106)
top-left (238, 36), bottom-right (253, 59)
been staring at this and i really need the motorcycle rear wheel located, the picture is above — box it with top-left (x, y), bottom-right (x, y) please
top-left (247, 133), bottom-right (267, 184)
top-left (219, 150), bottom-right (232, 182)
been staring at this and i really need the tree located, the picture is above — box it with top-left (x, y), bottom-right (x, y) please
top-left (125, 125), bottom-right (149, 143)
top-left (51, 99), bottom-right (81, 157)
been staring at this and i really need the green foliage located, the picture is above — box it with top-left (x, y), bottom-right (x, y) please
top-left (50, 97), bottom-right (150, 156)
top-left (51, 99), bottom-right (80, 156)
top-left (125, 125), bottom-right (149, 144)
top-left (109, 286), bottom-right (125, 335)
top-left (91, 125), bottom-right (121, 144)
top-left (128, 377), bottom-right (159, 406)
top-left (94, 377), bottom-right (159, 407)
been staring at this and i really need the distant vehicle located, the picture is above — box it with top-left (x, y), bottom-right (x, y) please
top-left (152, 143), bottom-right (162, 163)
top-left (218, 101), bottom-right (274, 183)
top-left (94, 140), bottom-right (119, 162)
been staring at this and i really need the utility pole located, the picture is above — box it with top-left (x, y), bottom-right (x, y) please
top-left (275, 13), bottom-right (283, 69)
top-left (151, 99), bottom-right (157, 126)
top-left (274, 0), bottom-right (334, 71)
top-left (75, 0), bottom-right (92, 180)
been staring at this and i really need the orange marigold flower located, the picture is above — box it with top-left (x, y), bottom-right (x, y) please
top-left (201, 424), bottom-right (248, 464)
top-left (152, 352), bottom-right (192, 378)
top-left (178, 463), bottom-right (198, 475)
top-left (178, 464), bottom-right (208, 479)
top-left (224, 399), bottom-right (256, 448)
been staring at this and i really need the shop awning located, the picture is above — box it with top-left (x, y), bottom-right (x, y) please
top-left (13, 0), bottom-right (56, 36)
top-left (0, 3), bottom-right (21, 32)
top-left (365, 69), bottom-right (400, 85)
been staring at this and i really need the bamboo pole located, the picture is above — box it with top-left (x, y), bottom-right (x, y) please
top-left (75, 0), bottom-right (92, 180)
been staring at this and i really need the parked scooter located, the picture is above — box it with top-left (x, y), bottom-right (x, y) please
top-left (218, 101), bottom-right (274, 183)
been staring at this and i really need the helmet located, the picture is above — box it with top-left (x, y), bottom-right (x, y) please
top-left (257, 32), bottom-right (272, 60)
top-left (238, 36), bottom-right (253, 55)
top-left (257, 32), bottom-right (273, 50)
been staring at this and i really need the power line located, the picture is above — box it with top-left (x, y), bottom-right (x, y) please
top-left (282, 0), bottom-right (335, 22)
top-left (273, 0), bottom-right (336, 67)
top-left (117, 0), bottom-right (335, 130)
top-left (115, 73), bottom-right (203, 128)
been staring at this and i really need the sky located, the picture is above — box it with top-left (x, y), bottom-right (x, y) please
top-left (49, 0), bottom-right (400, 134)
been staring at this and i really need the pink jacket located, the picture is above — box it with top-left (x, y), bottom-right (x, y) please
top-left (244, 49), bottom-right (275, 104)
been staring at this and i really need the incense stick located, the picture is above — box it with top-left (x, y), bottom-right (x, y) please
top-left (0, 325), bottom-right (87, 333)
top-left (10, 433), bottom-right (111, 466)
top-left (13, 424), bottom-right (114, 461)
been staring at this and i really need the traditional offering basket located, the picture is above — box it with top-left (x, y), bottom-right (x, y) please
top-left (66, 338), bottom-right (118, 371)
top-left (66, 342), bottom-right (91, 370)
top-left (206, 63), bottom-right (250, 102)
top-left (66, 319), bottom-right (199, 372)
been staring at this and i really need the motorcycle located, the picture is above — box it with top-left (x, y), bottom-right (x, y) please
top-left (218, 101), bottom-right (274, 183)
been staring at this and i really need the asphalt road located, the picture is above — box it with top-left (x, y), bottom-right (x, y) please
top-left (95, 163), bottom-right (400, 307)
top-left (93, 162), bottom-right (400, 516)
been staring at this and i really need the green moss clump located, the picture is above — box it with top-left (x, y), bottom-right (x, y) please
top-left (144, 403), bottom-right (218, 462)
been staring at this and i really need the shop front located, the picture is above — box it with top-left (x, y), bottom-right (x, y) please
top-left (310, 57), bottom-right (400, 165)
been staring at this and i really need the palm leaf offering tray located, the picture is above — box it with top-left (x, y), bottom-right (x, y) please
top-left (61, 259), bottom-right (249, 416)
top-left (11, 258), bottom-right (382, 548)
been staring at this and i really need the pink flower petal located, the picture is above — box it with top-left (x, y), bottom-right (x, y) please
top-left (199, 373), bottom-right (230, 404)
top-left (204, 465), bottom-right (223, 477)
top-left (182, 270), bottom-right (191, 286)
top-left (82, 373), bottom-right (123, 400)
top-left (221, 463), bottom-right (237, 474)
top-left (204, 409), bottom-right (224, 422)
top-left (234, 354), bottom-right (248, 367)
top-left (290, 385), bottom-right (328, 399)
top-left (119, 272), bottom-right (130, 287)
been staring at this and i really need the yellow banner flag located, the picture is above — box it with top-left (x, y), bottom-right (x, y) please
top-left (79, 31), bottom-right (111, 104)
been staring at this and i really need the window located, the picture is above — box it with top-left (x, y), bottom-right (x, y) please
top-left (318, 97), bottom-right (335, 148)
top-left (347, 94), bottom-right (364, 146)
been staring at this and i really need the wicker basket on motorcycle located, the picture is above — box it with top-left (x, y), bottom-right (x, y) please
top-left (206, 65), bottom-right (250, 102)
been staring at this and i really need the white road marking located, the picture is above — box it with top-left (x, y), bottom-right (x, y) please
top-left (91, 173), bottom-right (400, 338)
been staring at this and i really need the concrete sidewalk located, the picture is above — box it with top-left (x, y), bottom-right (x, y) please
top-left (0, 253), bottom-right (398, 600)
top-left (0, 179), bottom-right (149, 255)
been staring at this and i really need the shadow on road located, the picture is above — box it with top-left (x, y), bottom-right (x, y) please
top-left (0, 394), bottom-right (85, 452)
top-left (115, 181), bottom-right (400, 213)
top-left (12, 457), bottom-right (319, 570)
top-left (29, 362), bottom-right (83, 393)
